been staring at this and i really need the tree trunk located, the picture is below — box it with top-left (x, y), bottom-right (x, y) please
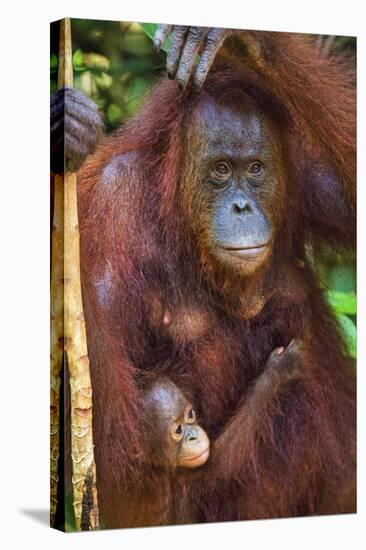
top-left (50, 17), bottom-right (99, 531)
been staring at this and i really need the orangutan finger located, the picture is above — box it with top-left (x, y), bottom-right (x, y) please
top-left (153, 24), bottom-right (173, 51)
top-left (193, 28), bottom-right (228, 91)
top-left (175, 27), bottom-right (209, 91)
top-left (166, 26), bottom-right (189, 79)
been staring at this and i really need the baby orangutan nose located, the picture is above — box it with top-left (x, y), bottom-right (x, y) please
top-left (176, 424), bottom-right (210, 468)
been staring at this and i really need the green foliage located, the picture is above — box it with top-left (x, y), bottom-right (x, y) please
top-left (107, 103), bottom-right (122, 124)
top-left (326, 264), bottom-right (356, 292)
top-left (319, 252), bottom-right (357, 359)
top-left (72, 48), bottom-right (84, 68)
top-left (326, 290), bottom-right (357, 359)
top-left (313, 245), bottom-right (356, 359)
top-left (50, 53), bottom-right (58, 70)
top-left (335, 312), bottom-right (357, 359)
top-left (50, 20), bottom-right (165, 130)
top-left (326, 290), bottom-right (356, 315)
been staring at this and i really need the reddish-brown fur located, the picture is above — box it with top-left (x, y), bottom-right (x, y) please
top-left (77, 32), bottom-right (356, 527)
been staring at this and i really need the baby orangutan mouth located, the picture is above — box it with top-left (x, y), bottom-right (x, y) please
top-left (181, 446), bottom-right (210, 468)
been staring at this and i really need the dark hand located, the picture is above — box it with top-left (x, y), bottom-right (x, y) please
top-left (51, 88), bottom-right (103, 174)
top-left (153, 25), bottom-right (232, 91)
top-left (258, 339), bottom-right (303, 391)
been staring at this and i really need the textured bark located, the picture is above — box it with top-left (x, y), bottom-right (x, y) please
top-left (64, 164), bottom-right (99, 530)
top-left (50, 176), bottom-right (64, 527)
top-left (50, 17), bottom-right (99, 531)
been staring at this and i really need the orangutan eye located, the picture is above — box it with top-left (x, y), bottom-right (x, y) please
top-left (172, 423), bottom-right (184, 441)
top-left (247, 161), bottom-right (264, 176)
top-left (184, 406), bottom-right (196, 424)
top-left (212, 160), bottom-right (232, 181)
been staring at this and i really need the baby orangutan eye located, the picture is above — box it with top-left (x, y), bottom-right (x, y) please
top-left (212, 160), bottom-right (232, 182)
top-left (247, 160), bottom-right (264, 176)
top-left (171, 423), bottom-right (184, 442)
top-left (184, 406), bottom-right (196, 424)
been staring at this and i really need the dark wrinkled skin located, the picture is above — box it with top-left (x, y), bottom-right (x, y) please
top-left (154, 25), bottom-right (232, 91)
top-left (185, 98), bottom-right (283, 275)
top-left (50, 87), bottom-right (103, 173)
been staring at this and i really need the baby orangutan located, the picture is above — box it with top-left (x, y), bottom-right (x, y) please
top-left (112, 342), bottom-right (303, 528)
top-left (141, 377), bottom-right (210, 470)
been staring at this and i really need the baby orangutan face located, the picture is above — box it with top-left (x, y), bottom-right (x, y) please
top-left (142, 377), bottom-right (210, 469)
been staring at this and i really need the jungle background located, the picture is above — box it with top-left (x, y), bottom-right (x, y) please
top-left (50, 19), bottom-right (356, 530)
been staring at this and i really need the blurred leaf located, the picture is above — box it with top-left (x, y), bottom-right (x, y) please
top-left (93, 71), bottom-right (113, 90)
top-left (140, 23), bottom-right (172, 53)
top-left (50, 53), bottom-right (58, 70)
top-left (121, 31), bottom-right (152, 56)
top-left (334, 36), bottom-right (356, 51)
top-left (80, 70), bottom-right (95, 97)
top-left (83, 52), bottom-right (110, 71)
top-left (327, 264), bottom-right (356, 292)
top-left (326, 290), bottom-right (357, 315)
top-left (72, 48), bottom-right (84, 67)
top-left (117, 57), bottom-right (158, 74)
top-left (107, 103), bottom-right (123, 124)
top-left (93, 97), bottom-right (107, 110)
top-left (336, 313), bottom-right (357, 359)
top-left (141, 23), bottom-right (158, 40)
top-left (124, 76), bottom-right (151, 115)
top-left (126, 76), bottom-right (150, 100)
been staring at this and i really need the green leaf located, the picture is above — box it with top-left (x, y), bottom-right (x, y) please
top-left (336, 313), bottom-right (357, 359)
top-left (83, 52), bottom-right (110, 71)
top-left (72, 48), bottom-right (84, 67)
top-left (140, 23), bottom-right (158, 41)
top-left (140, 23), bottom-right (172, 53)
top-left (327, 265), bottom-right (356, 292)
top-left (50, 53), bottom-right (58, 70)
top-left (326, 290), bottom-right (357, 315)
top-left (93, 72), bottom-right (113, 90)
top-left (107, 103), bottom-right (123, 125)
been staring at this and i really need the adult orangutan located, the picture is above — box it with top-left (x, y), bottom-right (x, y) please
top-left (51, 27), bottom-right (356, 528)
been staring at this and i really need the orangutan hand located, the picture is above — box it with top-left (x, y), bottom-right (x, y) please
top-left (258, 339), bottom-right (304, 391)
top-left (51, 87), bottom-right (103, 173)
top-left (153, 25), bottom-right (232, 91)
